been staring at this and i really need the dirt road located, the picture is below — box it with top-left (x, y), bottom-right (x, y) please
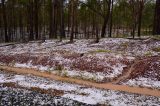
top-left (0, 65), bottom-right (160, 97)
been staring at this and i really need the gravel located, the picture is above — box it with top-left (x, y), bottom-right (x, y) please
top-left (0, 85), bottom-right (97, 106)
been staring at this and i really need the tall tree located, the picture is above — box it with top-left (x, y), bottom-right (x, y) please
top-left (109, 0), bottom-right (114, 38)
top-left (28, 0), bottom-right (34, 41)
top-left (2, 0), bottom-right (9, 42)
top-left (130, 0), bottom-right (139, 38)
top-left (70, 0), bottom-right (78, 43)
top-left (34, 0), bottom-right (40, 40)
top-left (0, 0), bottom-right (157, 42)
top-left (49, 0), bottom-right (54, 39)
top-left (80, 0), bottom-right (112, 38)
top-left (0, 3), bottom-right (2, 42)
top-left (137, 0), bottom-right (145, 37)
top-left (18, 1), bottom-right (24, 41)
top-left (153, 0), bottom-right (160, 35)
top-left (60, 0), bottom-right (65, 41)
top-left (49, 0), bottom-right (58, 39)
top-left (101, 0), bottom-right (112, 38)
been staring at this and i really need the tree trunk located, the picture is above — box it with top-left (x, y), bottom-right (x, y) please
top-left (49, 0), bottom-right (57, 39)
top-left (130, 0), bottom-right (138, 39)
top-left (101, 0), bottom-right (111, 38)
top-left (92, 13), bottom-right (95, 38)
top-left (137, 1), bottom-right (144, 37)
top-left (0, 5), bottom-right (2, 42)
top-left (95, 25), bottom-right (99, 43)
top-left (34, 0), bottom-right (39, 40)
top-left (109, 0), bottom-right (113, 38)
top-left (49, 0), bottom-right (54, 39)
top-left (2, 0), bottom-right (9, 42)
top-left (70, 0), bottom-right (75, 43)
top-left (28, 0), bottom-right (34, 41)
top-left (101, 16), bottom-right (109, 38)
top-left (19, 7), bottom-right (24, 41)
top-left (131, 23), bottom-right (137, 39)
top-left (153, 0), bottom-right (160, 35)
top-left (60, 0), bottom-right (65, 41)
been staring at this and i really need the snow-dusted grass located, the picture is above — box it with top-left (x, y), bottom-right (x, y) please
top-left (0, 71), bottom-right (160, 105)
top-left (120, 58), bottom-right (160, 89)
top-left (0, 38), bottom-right (160, 82)
top-left (0, 86), bottom-right (83, 106)
top-left (13, 60), bottom-right (127, 82)
top-left (122, 77), bottom-right (160, 90)
top-left (0, 38), bottom-right (160, 105)
top-left (1, 38), bottom-right (160, 56)
top-left (15, 62), bottom-right (50, 71)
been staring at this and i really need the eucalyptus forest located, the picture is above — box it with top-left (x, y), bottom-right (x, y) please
top-left (0, 0), bottom-right (160, 42)
top-left (0, 0), bottom-right (160, 106)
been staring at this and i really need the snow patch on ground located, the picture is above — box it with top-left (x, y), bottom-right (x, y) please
top-left (15, 62), bottom-right (50, 71)
top-left (1, 38), bottom-right (160, 56)
top-left (0, 71), bottom-right (160, 105)
top-left (14, 61), bottom-right (126, 82)
top-left (122, 77), bottom-right (160, 89)
top-left (0, 38), bottom-right (159, 82)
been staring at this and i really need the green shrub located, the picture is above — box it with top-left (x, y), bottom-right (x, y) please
top-left (62, 70), bottom-right (68, 77)
top-left (144, 51), bottom-right (152, 56)
top-left (90, 49), bottom-right (111, 53)
top-left (120, 42), bottom-right (129, 48)
top-left (55, 65), bottom-right (64, 75)
top-left (10, 61), bottom-right (15, 66)
top-left (55, 64), bottom-right (64, 71)
top-left (47, 68), bottom-right (53, 73)
top-left (152, 47), bottom-right (160, 52)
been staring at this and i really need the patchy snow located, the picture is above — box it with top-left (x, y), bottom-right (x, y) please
top-left (14, 60), bottom-right (126, 82)
top-left (0, 71), bottom-right (160, 105)
top-left (0, 38), bottom-right (160, 105)
top-left (15, 62), bottom-right (49, 71)
top-left (55, 69), bottom-right (105, 82)
top-left (15, 62), bottom-right (32, 68)
top-left (0, 38), bottom-right (160, 82)
top-left (120, 58), bottom-right (160, 89)
top-left (1, 38), bottom-right (160, 56)
top-left (0, 86), bottom-right (83, 106)
top-left (122, 77), bottom-right (160, 89)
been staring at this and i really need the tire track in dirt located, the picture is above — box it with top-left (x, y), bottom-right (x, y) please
top-left (0, 65), bottom-right (160, 97)
top-left (111, 57), bottom-right (160, 84)
top-left (111, 60), bottom-right (141, 84)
